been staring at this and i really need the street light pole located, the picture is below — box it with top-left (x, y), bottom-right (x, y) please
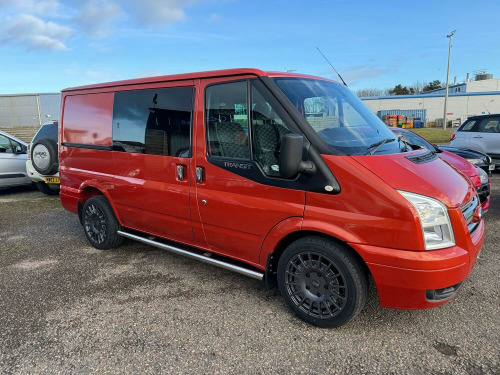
top-left (443, 30), bottom-right (456, 130)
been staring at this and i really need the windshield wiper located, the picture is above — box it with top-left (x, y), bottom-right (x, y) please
top-left (365, 138), bottom-right (395, 155)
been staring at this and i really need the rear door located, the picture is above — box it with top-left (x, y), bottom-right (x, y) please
top-left (110, 83), bottom-right (196, 244)
top-left (0, 134), bottom-right (29, 187)
top-left (473, 116), bottom-right (500, 157)
top-left (452, 119), bottom-right (476, 147)
top-left (192, 77), bottom-right (306, 266)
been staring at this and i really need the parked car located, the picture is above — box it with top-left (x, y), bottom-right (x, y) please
top-left (450, 114), bottom-right (500, 166)
top-left (59, 69), bottom-right (484, 328)
top-left (391, 127), bottom-right (492, 212)
top-left (26, 121), bottom-right (59, 195)
top-left (0, 130), bottom-right (31, 190)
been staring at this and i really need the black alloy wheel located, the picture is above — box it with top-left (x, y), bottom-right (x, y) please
top-left (84, 203), bottom-right (107, 244)
top-left (284, 252), bottom-right (347, 319)
top-left (277, 236), bottom-right (368, 328)
top-left (82, 196), bottom-right (123, 250)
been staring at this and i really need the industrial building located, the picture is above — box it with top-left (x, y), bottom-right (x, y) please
top-left (362, 91), bottom-right (500, 126)
top-left (362, 72), bottom-right (500, 126)
top-left (0, 93), bottom-right (60, 127)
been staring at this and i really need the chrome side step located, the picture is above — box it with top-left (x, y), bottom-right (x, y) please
top-left (117, 230), bottom-right (264, 280)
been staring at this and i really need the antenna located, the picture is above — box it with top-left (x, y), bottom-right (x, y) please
top-left (316, 47), bottom-right (348, 86)
top-left (481, 103), bottom-right (491, 114)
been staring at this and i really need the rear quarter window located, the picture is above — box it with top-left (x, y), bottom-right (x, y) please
top-left (458, 120), bottom-right (476, 132)
top-left (33, 123), bottom-right (58, 143)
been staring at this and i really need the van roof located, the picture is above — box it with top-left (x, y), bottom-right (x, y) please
top-left (62, 68), bottom-right (337, 92)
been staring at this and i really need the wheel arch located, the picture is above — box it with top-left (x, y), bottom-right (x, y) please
top-left (262, 226), bottom-right (371, 290)
top-left (78, 182), bottom-right (120, 226)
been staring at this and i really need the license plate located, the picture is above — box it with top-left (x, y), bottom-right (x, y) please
top-left (44, 177), bottom-right (60, 184)
top-left (489, 164), bottom-right (495, 171)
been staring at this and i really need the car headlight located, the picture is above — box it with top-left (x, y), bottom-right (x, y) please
top-left (477, 167), bottom-right (489, 185)
top-left (466, 158), bottom-right (483, 165)
top-left (398, 191), bottom-right (455, 250)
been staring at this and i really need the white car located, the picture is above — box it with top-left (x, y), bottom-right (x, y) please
top-left (0, 130), bottom-right (31, 189)
top-left (26, 121), bottom-right (60, 195)
top-left (450, 114), bottom-right (500, 166)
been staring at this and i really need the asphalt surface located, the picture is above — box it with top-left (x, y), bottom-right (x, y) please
top-left (1, 177), bottom-right (499, 374)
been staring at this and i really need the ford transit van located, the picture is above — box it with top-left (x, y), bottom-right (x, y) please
top-left (59, 69), bottom-right (484, 327)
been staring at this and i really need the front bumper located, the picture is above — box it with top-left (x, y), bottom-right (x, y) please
top-left (349, 218), bottom-right (484, 309)
top-left (26, 159), bottom-right (59, 183)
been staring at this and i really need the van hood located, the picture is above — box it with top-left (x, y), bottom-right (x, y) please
top-left (346, 151), bottom-right (474, 208)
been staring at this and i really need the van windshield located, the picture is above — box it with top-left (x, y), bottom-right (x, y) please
top-left (273, 78), bottom-right (401, 155)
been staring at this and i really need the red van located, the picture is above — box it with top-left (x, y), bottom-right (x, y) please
top-left (59, 69), bottom-right (484, 327)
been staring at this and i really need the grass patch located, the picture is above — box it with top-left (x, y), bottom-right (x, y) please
top-left (408, 128), bottom-right (455, 143)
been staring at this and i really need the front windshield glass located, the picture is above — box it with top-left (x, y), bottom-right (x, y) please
top-left (273, 78), bottom-right (401, 155)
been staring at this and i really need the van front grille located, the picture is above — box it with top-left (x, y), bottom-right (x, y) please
top-left (460, 195), bottom-right (479, 234)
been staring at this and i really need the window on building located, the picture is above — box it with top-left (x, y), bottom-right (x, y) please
top-left (112, 87), bottom-right (194, 157)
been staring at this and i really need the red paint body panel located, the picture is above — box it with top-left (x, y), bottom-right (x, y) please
top-left (58, 68), bottom-right (485, 313)
top-left (351, 151), bottom-right (475, 207)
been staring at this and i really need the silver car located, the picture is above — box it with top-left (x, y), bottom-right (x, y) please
top-left (450, 114), bottom-right (500, 166)
top-left (0, 130), bottom-right (31, 189)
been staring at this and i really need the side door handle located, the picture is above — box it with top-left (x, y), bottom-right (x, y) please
top-left (177, 165), bottom-right (185, 181)
top-left (472, 136), bottom-right (483, 138)
top-left (196, 167), bottom-right (204, 183)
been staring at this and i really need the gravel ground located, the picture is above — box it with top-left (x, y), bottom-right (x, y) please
top-left (0, 177), bottom-right (499, 374)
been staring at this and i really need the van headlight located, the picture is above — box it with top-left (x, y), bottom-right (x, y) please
top-left (398, 191), bottom-right (455, 250)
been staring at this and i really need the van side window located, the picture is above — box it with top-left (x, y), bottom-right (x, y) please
top-left (205, 81), bottom-right (250, 160)
top-left (113, 87), bottom-right (194, 157)
top-left (251, 83), bottom-right (292, 176)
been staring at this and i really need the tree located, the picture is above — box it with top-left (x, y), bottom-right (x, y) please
top-left (423, 80), bottom-right (442, 92)
top-left (388, 84), bottom-right (411, 96)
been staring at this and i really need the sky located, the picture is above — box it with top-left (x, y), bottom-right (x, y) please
top-left (1, 0), bottom-right (500, 94)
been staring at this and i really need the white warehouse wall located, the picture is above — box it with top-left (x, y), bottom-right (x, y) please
top-left (362, 92), bottom-right (500, 123)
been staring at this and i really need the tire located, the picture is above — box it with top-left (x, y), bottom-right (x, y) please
top-left (35, 181), bottom-right (59, 195)
top-left (277, 236), bottom-right (368, 328)
top-left (31, 138), bottom-right (59, 175)
top-left (82, 196), bottom-right (123, 250)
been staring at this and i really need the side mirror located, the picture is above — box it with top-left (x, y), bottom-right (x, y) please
top-left (279, 134), bottom-right (315, 178)
top-left (14, 145), bottom-right (24, 154)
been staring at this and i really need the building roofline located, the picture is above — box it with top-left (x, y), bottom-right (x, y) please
top-left (360, 91), bottom-right (500, 100)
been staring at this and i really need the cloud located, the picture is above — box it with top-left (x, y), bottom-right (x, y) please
top-left (75, 0), bottom-right (123, 37)
top-left (128, 0), bottom-right (196, 28)
top-left (209, 13), bottom-right (220, 22)
top-left (0, 0), bottom-right (61, 15)
top-left (2, 14), bottom-right (72, 50)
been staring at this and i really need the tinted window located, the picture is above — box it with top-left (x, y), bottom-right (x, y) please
top-left (251, 83), bottom-right (292, 176)
top-left (477, 118), bottom-right (500, 133)
top-left (33, 123), bottom-right (58, 143)
top-left (0, 135), bottom-right (13, 153)
top-left (205, 81), bottom-right (250, 160)
top-left (113, 87), bottom-right (194, 157)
